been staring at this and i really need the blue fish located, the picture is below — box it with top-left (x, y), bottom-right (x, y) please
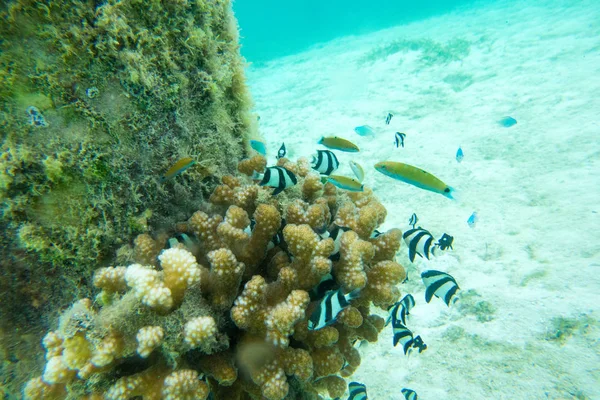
top-left (467, 212), bottom-right (478, 228)
top-left (499, 116), bottom-right (517, 127)
top-left (456, 146), bottom-right (464, 163)
top-left (249, 140), bottom-right (267, 156)
top-left (354, 125), bottom-right (375, 136)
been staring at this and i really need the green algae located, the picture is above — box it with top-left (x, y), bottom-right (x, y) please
top-left (0, 0), bottom-right (255, 395)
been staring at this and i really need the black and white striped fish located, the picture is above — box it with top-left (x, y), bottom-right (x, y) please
top-left (385, 294), bottom-right (416, 327)
top-left (318, 224), bottom-right (351, 261)
top-left (385, 112), bottom-right (394, 125)
top-left (393, 322), bottom-right (414, 354)
top-left (253, 166), bottom-right (297, 195)
top-left (401, 388), bottom-right (418, 400)
top-left (308, 288), bottom-right (360, 331)
top-left (403, 227), bottom-right (453, 263)
top-left (309, 273), bottom-right (337, 301)
top-left (411, 335), bottom-right (427, 353)
top-left (348, 382), bottom-right (368, 400)
top-left (277, 142), bottom-right (286, 159)
top-left (436, 233), bottom-right (454, 250)
top-left (408, 213), bottom-right (418, 229)
top-left (393, 323), bottom-right (427, 355)
top-left (395, 132), bottom-right (406, 148)
top-left (403, 227), bottom-right (439, 262)
top-left (311, 149), bottom-right (339, 175)
top-left (421, 270), bottom-right (460, 306)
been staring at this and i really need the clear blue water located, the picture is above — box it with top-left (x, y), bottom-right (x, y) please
top-left (234, 0), bottom-right (477, 62)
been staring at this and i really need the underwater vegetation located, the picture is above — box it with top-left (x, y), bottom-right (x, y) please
top-left (0, 0), bottom-right (256, 395)
top-left (22, 154), bottom-right (408, 399)
top-left (544, 314), bottom-right (594, 344)
top-left (358, 37), bottom-right (471, 67)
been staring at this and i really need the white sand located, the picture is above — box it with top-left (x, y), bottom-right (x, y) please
top-left (246, 0), bottom-right (600, 398)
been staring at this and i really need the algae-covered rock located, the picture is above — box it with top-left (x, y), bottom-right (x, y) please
top-left (0, 0), bottom-right (255, 391)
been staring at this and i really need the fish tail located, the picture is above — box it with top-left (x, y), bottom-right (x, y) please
top-left (347, 288), bottom-right (361, 301)
top-left (251, 171), bottom-right (262, 180)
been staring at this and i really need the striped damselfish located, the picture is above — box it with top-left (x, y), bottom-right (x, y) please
top-left (252, 166), bottom-right (297, 195)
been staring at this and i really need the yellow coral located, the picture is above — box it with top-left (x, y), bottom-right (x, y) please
top-left (314, 375), bottom-right (347, 398)
top-left (162, 369), bottom-right (209, 400)
top-left (136, 326), bottom-right (164, 358)
top-left (183, 316), bottom-right (218, 353)
top-left (205, 248), bottom-right (245, 309)
top-left (362, 260), bottom-right (406, 307)
top-left (282, 224), bottom-right (333, 290)
top-left (42, 356), bottom-right (75, 384)
top-left (189, 211), bottom-right (224, 252)
top-left (125, 264), bottom-right (174, 312)
top-left (301, 172), bottom-right (324, 200)
top-left (25, 155), bottom-right (410, 399)
top-left (238, 155), bottom-right (266, 176)
top-left (335, 191), bottom-right (387, 239)
top-left (159, 248), bottom-right (202, 306)
top-left (334, 230), bottom-right (374, 291)
top-left (42, 331), bottom-right (63, 359)
top-left (23, 377), bottom-right (65, 400)
top-left (232, 276), bottom-right (309, 346)
top-left (217, 206), bottom-right (251, 254)
top-left (93, 266), bottom-right (127, 293)
top-left (90, 332), bottom-right (123, 367)
top-left (134, 233), bottom-right (161, 265)
top-left (370, 228), bottom-right (403, 262)
top-left (197, 352), bottom-right (238, 386)
top-left (285, 199), bottom-right (329, 231)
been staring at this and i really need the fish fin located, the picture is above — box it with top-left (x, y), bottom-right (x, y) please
top-left (271, 186), bottom-right (285, 196)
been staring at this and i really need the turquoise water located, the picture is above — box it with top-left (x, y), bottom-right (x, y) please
top-left (234, 0), bottom-right (476, 62)
top-left (241, 0), bottom-right (600, 398)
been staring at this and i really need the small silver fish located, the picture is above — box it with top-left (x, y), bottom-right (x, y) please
top-left (467, 212), bottom-right (478, 228)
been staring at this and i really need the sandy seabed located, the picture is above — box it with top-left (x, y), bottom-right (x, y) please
top-left (246, 0), bottom-right (600, 398)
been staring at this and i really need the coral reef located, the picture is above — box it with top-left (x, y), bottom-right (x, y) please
top-left (0, 0), bottom-right (256, 394)
top-left (22, 156), bottom-right (407, 399)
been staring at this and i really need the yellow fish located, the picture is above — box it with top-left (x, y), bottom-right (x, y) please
top-left (326, 175), bottom-right (364, 192)
top-left (162, 157), bottom-right (196, 181)
top-left (318, 136), bottom-right (360, 152)
top-left (374, 161), bottom-right (455, 199)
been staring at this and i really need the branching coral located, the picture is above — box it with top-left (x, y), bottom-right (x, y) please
top-left (24, 156), bottom-right (407, 400)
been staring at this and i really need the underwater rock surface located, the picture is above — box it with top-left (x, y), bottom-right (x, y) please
top-left (0, 0), bottom-right (255, 394)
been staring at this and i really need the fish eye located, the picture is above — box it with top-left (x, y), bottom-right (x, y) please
top-left (444, 188), bottom-right (450, 193)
